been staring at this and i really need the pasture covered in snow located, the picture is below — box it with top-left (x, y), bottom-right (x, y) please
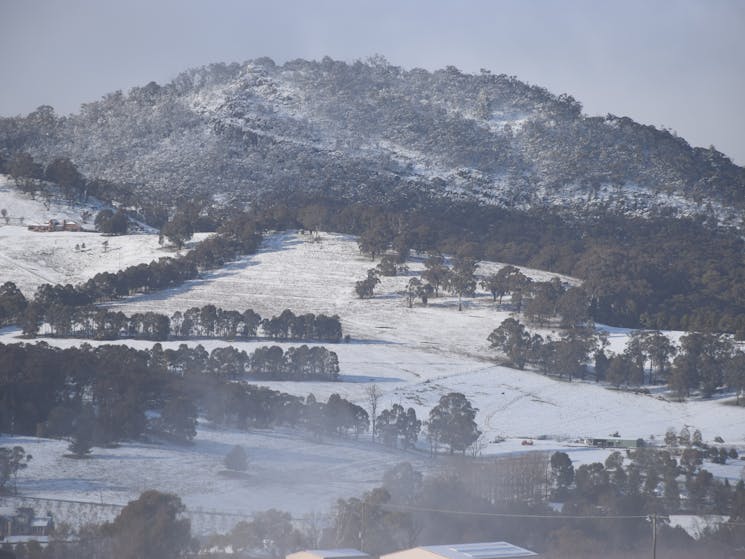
top-left (0, 175), bottom-right (207, 295)
top-left (1, 230), bottom-right (743, 525)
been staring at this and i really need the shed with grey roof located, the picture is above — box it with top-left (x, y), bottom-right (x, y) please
top-left (380, 542), bottom-right (537, 559)
top-left (287, 549), bottom-right (370, 559)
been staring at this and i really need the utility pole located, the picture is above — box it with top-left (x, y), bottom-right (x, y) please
top-left (359, 500), bottom-right (366, 553)
top-left (651, 513), bottom-right (657, 559)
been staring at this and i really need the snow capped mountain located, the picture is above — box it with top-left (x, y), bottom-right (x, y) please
top-left (2, 57), bottom-right (743, 224)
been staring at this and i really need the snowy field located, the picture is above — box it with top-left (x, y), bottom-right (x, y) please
top-left (107, 230), bottom-right (582, 361)
top-left (0, 176), bottom-right (208, 295)
top-left (0, 426), bottom-right (437, 524)
top-left (1, 230), bottom-right (744, 527)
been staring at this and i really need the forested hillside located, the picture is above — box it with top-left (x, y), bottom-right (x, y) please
top-left (1, 56), bottom-right (743, 223)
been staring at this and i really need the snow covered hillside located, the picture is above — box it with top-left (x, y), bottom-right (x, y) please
top-left (4, 58), bottom-right (744, 224)
top-left (0, 175), bottom-right (207, 295)
top-left (1, 232), bottom-right (742, 524)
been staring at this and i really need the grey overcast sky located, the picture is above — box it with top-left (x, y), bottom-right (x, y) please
top-left (1, 0), bottom-right (744, 164)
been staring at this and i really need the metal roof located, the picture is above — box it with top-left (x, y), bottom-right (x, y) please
top-left (421, 542), bottom-right (537, 559)
top-left (302, 550), bottom-right (370, 559)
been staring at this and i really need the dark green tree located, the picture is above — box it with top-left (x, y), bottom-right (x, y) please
top-left (298, 204), bottom-right (328, 238)
top-left (94, 209), bottom-right (128, 235)
top-left (552, 327), bottom-right (598, 381)
top-left (550, 451), bottom-right (574, 499)
top-left (159, 397), bottom-right (197, 442)
top-left (68, 408), bottom-right (94, 458)
top-left (0, 446), bottom-right (32, 493)
top-left (8, 152), bottom-right (43, 197)
top-left (45, 157), bottom-right (85, 200)
top-left (376, 254), bottom-right (399, 276)
top-left (606, 354), bottom-right (641, 387)
top-left (556, 286), bottom-right (591, 328)
top-left (333, 487), bottom-right (414, 555)
top-left (103, 490), bottom-right (192, 559)
top-left (447, 256), bottom-right (478, 311)
top-left (725, 350), bottom-right (745, 405)
top-left (427, 392), bottom-right (481, 454)
top-left (492, 265), bottom-right (522, 305)
top-left (642, 331), bottom-right (677, 384)
top-left (487, 317), bottom-right (531, 369)
top-left (422, 253), bottom-right (449, 297)
top-left (160, 212), bottom-right (195, 250)
top-left (355, 270), bottom-right (380, 299)
top-left (671, 332), bottom-right (733, 398)
top-left (357, 221), bottom-right (389, 260)
top-left (524, 280), bottom-right (562, 326)
top-left (227, 509), bottom-right (306, 558)
top-left (0, 282), bottom-right (28, 326)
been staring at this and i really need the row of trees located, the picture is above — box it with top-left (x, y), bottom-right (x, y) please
top-left (260, 309), bottom-right (343, 341)
top-left (21, 302), bottom-right (343, 343)
top-left (0, 342), bottom-right (337, 446)
top-left (1, 338), bottom-right (486, 459)
top-left (601, 330), bottom-right (745, 400)
top-left (0, 342), bottom-right (195, 444)
top-left (488, 317), bottom-right (603, 380)
top-left (488, 317), bottom-right (745, 401)
top-left (140, 343), bottom-right (340, 382)
top-left (668, 332), bottom-right (744, 399)
top-left (550, 446), bottom-right (745, 521)
top-left (244, 345), bottom-right (340, 381)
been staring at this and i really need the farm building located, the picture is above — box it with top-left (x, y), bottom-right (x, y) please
top-left (584, 437), bottom-right (645, 449)
top-left (287, 550), bottom-right (370, 559)
top-left (27, 219), bottom-right (82, 232)
top-left (0, 506), bottom-right (54, 540)
top-left (380, 542), bottom-right (537, 559)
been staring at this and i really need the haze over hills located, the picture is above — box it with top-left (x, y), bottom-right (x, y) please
top-left (3, 56), bottom-right (745, 557)
top-left (1, 56), bottom-right (744, 225)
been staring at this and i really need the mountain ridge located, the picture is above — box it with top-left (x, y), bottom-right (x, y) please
top-left (1, 56), bottom-right (743, 225)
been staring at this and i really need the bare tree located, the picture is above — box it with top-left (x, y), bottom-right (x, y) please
top-left (365, 384), bottom-right (382, 442)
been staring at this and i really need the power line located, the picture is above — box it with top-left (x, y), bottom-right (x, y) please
top-left (380, 502), bottom-right (745, 526)
top-left (380, 502), bottom-right (647, 519)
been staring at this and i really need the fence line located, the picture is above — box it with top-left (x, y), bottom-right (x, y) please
top-left (0, 494), bottom-right (277, 535)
